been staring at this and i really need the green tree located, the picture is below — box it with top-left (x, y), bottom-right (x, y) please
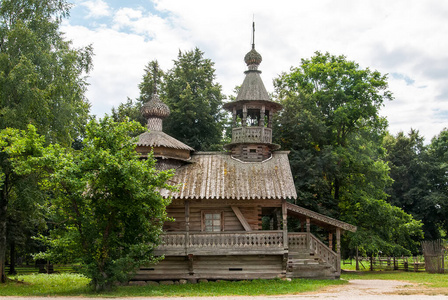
top-left (139, 60), bottom-right (164, 103)
top-left (111, 61), bottom-right (163, 127)
top-left (111, 97), bottom-right (146, 127)
top-left (0, 125), bottom-right (46, 282)
top-left (162, 48), bottom-right (225, 150)
top-left (422, 129), bottom-right (448, 239)
top-left (35, 117), bottom-right (174, 291)
top-left (274, 52), bottom-right (422, 254)
top-left (0, 0), bottom-right (93, 281)
top-left (383, 130), bottom-right (441, 240)
top-left (0, 0), bottom-right (93, 145)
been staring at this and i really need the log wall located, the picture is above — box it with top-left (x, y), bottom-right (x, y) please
top-left (163, 200), bottom-right (263, 232)
top-left (134, 255), bottom-right (284, 281)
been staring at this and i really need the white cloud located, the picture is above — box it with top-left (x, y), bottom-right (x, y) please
top-left (80, 0), bottom-right (111, 18)
top-left (63, 0), bottom-right (448, 141)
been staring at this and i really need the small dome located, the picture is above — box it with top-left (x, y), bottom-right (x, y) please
top-left (244, 47), bottom-right (262, 66)
top-left (141, 93), bottom-right (170, 120)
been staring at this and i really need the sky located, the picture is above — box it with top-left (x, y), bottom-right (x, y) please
top-left (62, 0), bottom-right (448, 142)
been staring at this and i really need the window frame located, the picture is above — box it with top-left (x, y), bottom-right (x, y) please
top-left (201, 210), bottom-right (224, 232)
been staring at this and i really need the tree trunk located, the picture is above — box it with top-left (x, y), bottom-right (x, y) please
top-left (334, 178), bottom-right (340, 201)
top-left (0, 181), bottom-right (8, 283)
top-left (8, 241), bottom-right (16, 275)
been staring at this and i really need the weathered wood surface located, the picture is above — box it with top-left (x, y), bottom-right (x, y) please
top-left (231, 127), bottom-right (272, 144)
top-left (288, 232), bottom-right (338, 275)
top-left (155, 231), bottom-right (285, 256)
top-left (136, 255), bottom-right (284, 281)
top-left (163, 204), bottom-right (261, 232)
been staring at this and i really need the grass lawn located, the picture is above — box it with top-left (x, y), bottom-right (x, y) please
top-left (0, 274), bottom-right (347, 297)
top-left (3, 269), bottom-right (448, 297)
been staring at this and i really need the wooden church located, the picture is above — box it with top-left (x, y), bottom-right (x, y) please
top-left (134, 37), bottom-right (356, 281)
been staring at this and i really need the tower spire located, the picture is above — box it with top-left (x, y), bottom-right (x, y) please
top-left (252, 20), bottom-right (255, 50)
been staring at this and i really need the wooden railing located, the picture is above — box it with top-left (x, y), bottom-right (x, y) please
top-left (156, 231), bottom-right (338, 272)
top-left (288, 233), bottom-right (308, 250)
top-left (156, 231), bottom-right (284, 255)
top-left (288, 232), bottom-right (338, 272)
top-left (310, 234), bottom-right (338, 271)
top-left (231, 127), bottom-right (272, 144)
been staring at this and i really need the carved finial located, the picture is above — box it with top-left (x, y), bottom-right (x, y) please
top-left (244, 20), bottom-right (262, 68)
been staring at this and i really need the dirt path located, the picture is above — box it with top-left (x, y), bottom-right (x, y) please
top-left (3, 280), bottom-right (448, 299)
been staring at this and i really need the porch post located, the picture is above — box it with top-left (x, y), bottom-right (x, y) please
top-left (242, 104), bottom-right (247, 126)
top-left (185, 200), bottom-right (190, 254)
top-left (282, 199), bottom-right (288, 249)
top-left (336, 228), bottom-right (341, 275)
top-left (329, 232), bottom-right (333, 250)
top-left (306, 217), bottom-right (311, 252)
top-left (260, 105), bottom-right (265, 127)
top-left (232, 107), bottom-right (237, 127)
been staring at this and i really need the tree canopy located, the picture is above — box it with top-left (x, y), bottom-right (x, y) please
top-left (0, 0), bottom-right (93, 146)
top-left (0, 125), bottom-right (47, 282)
top-left (0, 0), bottom-right (92, 282)
top-left (34, 117), bottom-right (174, 291)
top-left (274, 52), bottom-right (423, 255)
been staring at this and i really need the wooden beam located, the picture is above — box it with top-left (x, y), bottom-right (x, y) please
top-left (282, 199), bottom-right (288, 249)
top-left (336, 228), bottom-right (341, 276)
top-left (306, 217), bottom-right (311, 252)
top-left (329, 232), bottom-right (333, 250)
top-left (231, 206), bottom-right (252, 231)
top-left (185, 200), bottom-right (190, 253)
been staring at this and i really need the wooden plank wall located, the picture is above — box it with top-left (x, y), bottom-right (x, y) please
top-left (135, 255), bottom-right (283, 281)
top-left (135, 257), bottom-right (189, 280)
top-left (193, 255), bottom-right (283, 279)
top-left (163, 201), bottom-right (262, 232)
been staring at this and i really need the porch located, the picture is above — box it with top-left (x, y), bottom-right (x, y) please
top-left (138, 202), bottom-right (356, 281)
top-left (145, 231), bottom-right (341, 280)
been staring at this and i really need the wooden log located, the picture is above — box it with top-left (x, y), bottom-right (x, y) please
top-left (231, 206), bottom-right (252, 231)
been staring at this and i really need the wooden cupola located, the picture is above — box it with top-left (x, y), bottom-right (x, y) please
top-left (223, 25), bottom-right (282, 162)
top-left (136, 63), bottom-right (194, 170)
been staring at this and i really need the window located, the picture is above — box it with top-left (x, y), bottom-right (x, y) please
top-left (203, 211), bottom-right (223, 232)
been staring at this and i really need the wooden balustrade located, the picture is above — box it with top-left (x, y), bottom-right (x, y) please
top-left (156, 231), bottom-right (338, 272)
top-left (287, 233), bottom-right (308, 250)
top-left (231, 127), bottom-right (272, 144)
top-left (309, 234), bottom-right (338, 271)
top-left (156, 231), bottom-right (284, 255)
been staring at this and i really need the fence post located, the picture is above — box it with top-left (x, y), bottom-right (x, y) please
top-left (356, 247), bottom-right (359, 271)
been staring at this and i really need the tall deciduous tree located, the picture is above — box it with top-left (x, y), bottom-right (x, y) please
top-left (34, 117), bottom-right (174, 291)
top-left (423, 129), bottom-right (448, 238)
top-left (162, 48), bottom-right (225, 151)
top-left (0, 125), bottom-right (46, 282)
top-left (274, 52), bottom-right (422, 255)
top-left (0, 0), bottom-right (92, 282)
top-left (0, 0), bottom-right (92, 145)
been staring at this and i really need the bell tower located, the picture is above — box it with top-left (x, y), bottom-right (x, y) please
top-left (223, 23), bottom-right (282, 162)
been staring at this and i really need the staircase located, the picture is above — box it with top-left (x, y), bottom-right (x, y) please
top-left (287, 233), bottom-right (339, 279)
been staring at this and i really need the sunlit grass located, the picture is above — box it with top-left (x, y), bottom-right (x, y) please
top-left (0, 274), bottom-right (347, 297)
top-left (0, 273), bottom-right (91, 296)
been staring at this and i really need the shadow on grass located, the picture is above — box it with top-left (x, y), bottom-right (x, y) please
top-left (1, 274), bottom-right (348, 297)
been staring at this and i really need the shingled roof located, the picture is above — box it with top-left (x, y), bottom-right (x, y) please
top-left (161, 151), bottom-right (297, 200)
top-left (137, 131), bottom-right (194, 151)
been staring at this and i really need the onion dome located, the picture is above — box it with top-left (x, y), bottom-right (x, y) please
top-left (141, 93), bottom-right (170, 132)
top-left (244, 46), bottom-right (262, 68)
top-left (141, 93), bottom-right (170, 120)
